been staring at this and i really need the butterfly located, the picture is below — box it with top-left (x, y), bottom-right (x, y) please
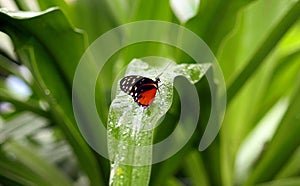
top-left (119, 75), bottom-right (160, 107)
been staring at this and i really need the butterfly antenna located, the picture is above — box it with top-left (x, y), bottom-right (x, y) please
top-left (155, 62), bottom-right (173, 78)
top-left (155, 62), bottom-right (172, 95)
top-left (154, 62), bottom-right (172, 104)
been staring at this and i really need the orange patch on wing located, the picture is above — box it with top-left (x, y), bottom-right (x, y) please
top-left (138, 88), bottom-right (157, 106)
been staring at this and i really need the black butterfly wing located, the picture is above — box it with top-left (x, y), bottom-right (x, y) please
top-left (119, 75), bottom-right (143, 94)
top-left (134, 84), bottom-right (158, 106)
top-left (132, 78), bottom-right (158, 105)
top-left (120, 75), bottom-right (158, 107)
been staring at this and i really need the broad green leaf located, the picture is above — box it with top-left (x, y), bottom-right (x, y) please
top-left (108, 58), bottom-right (211, 185)
top-left (0, 8), bottom-right (103, 185)
top-left (0, 7), bottom-right (87, 85)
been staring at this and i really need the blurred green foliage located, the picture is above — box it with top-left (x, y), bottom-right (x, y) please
top-left (0, 0), bottom-right (300, 185)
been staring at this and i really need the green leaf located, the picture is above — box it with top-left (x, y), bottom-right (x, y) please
top-left (108, 58), bottom-right (211, 185)
top-left (1, 140), bottom-right (72, 186)
top-left (66, 0), bottom-right (117, 42)
top-left (256, 178), bottom-right (300, 186)
top-left (0, 53), bottom-right (22, 79)
top-left (219, 1), bottom-right (300, 185)
top-left (102, 0), bottom-right (135, 24)
top-left (227, 0), bottom-right (300, 102)
top-left (0, 7), bottom-right (87, 85)
top-left (0, 112), bottom-right (47, 144)
top-left (0, 155), bottom-right (47, 185)
top-left (244, 80), bottom-right (300, 184)
top-left (186, 0), bottom-right (254, 53)
top-left (183, 150), bottom-right (210, 186)
top-left (0, 8), bottom-right (103, 185)
top-left (165, 177), bottom-right (182, 186)
top-left (234, 98), bottom-right (289, 184)
top-left (14, 0), bottom-right (36, 11)
top-left (276, 146), bottom-right (300, 179)
top-left (131, 0), bottom-right (173, 21)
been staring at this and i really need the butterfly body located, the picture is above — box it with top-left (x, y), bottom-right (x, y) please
top-left (119, 75), bottom-right (160, 107)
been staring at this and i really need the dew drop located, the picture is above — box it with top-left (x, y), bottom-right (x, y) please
top-left (44, 89), bottom-right (50, 95)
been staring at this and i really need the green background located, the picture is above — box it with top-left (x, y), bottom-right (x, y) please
top-left (0, 0), bottom-right (300, 185)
